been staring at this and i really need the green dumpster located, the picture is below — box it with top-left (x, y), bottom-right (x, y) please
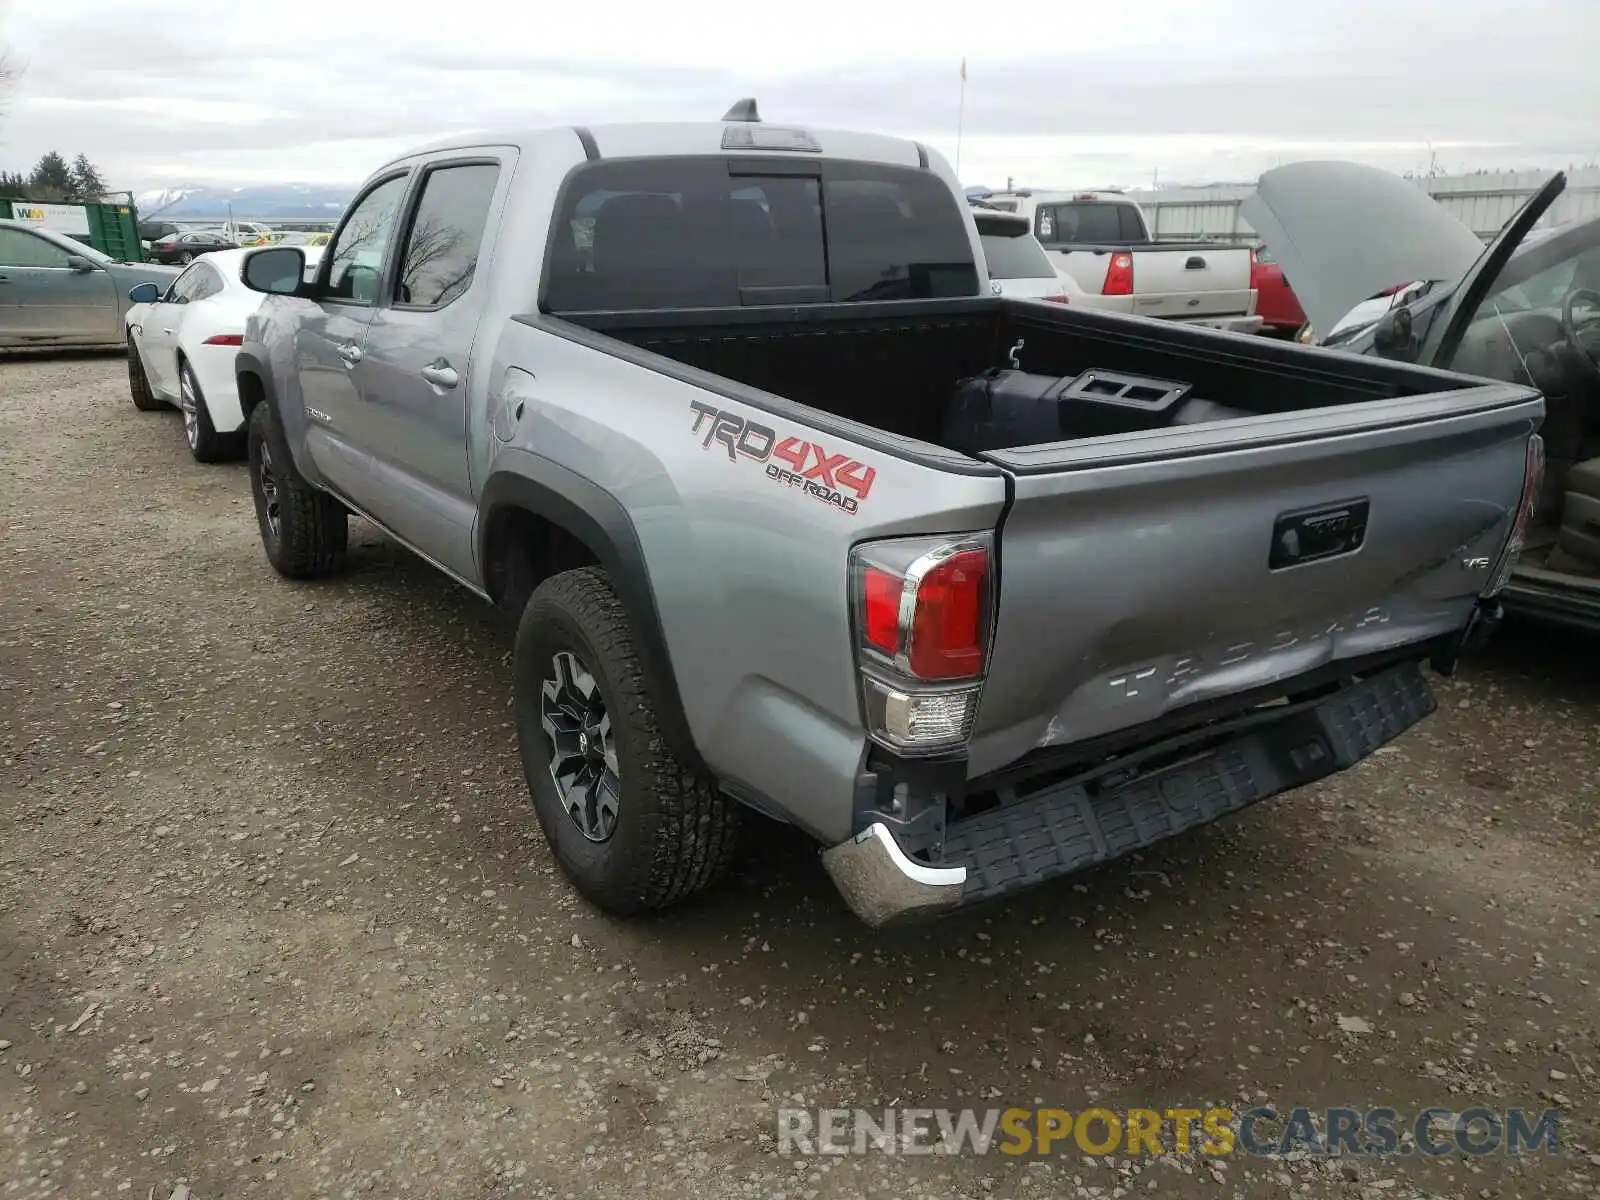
top-left (0, 197), bottom-right (146, 262)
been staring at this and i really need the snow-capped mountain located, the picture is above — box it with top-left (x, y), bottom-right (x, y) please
top-left (133, 183), bottom-right (354, 221)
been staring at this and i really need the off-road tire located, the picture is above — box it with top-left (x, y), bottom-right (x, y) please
top-left (246, 400), bottom-right (347, 579)
top-left (514, 566), bottom-right (739, 915)
top-left (181, 362), bottom-right (243, 464)
top-left (127, 338), bottom-right (162, 411)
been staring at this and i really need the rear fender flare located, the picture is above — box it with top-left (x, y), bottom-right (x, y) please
top-left (478, 458), bottom-right (706, 774)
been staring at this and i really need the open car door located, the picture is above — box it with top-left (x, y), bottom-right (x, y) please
top-left (1419, 171), bottom-right (1567, 368)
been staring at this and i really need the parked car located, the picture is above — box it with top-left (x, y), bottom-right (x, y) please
top-left (976, 188), bottom-right (1262, 333)
top-left (223, 221), bottom-right (274, 244)
top-left (229, 106), bottom-right (1535, 927)
top-left (270, 231), bottom-right (331, 248)
top-left (1249, 243), bottom-right (1307, 336)
top-left (0, 218), bottom-right (180, 348)
top-left (138, 220), bottom-right (182, 247)
top-left (148, 230), bottom-right (240, 265)
top-left (124, 246), bottom-right (324, 460)
top-left (971, 206), bottom-right (1076, 304)
top-left (1245, 163), bottom-right (1598, 632)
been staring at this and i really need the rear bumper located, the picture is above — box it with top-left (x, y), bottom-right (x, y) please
top-left (823, 660), bottom-right (1436, 926)
top-left (820, 824), bottom-right (968, 927)
top-left (1175, 313), bottom-right (1265, 335)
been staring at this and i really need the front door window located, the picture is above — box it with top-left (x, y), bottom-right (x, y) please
top-left (325, 175), bottom-right (409, 305)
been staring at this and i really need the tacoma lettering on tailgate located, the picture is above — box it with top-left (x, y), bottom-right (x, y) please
top-left (1108, 605), bottom-right (1393, 701)
top-left (687, 399), bottom-right (876, 515)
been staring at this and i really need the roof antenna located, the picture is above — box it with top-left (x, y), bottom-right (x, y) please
top-left (722, 98), bottom-right (761, 123)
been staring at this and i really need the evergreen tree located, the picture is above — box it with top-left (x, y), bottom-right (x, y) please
top-left (69, 153), bottom-right (107, 202)
top-left (0, 169), bottom-right (27, 197)
top-left (28, 151), bottom-right (73, 201)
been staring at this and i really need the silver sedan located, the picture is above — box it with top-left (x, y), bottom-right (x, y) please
top-left (0, 219), bottom-right (181, 349)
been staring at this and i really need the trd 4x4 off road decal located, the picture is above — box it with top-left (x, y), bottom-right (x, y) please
top-left (687, 400), bottom-right (877, 515)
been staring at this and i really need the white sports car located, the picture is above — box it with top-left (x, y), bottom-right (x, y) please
top-left (124, 246), bottom-right (323, 461)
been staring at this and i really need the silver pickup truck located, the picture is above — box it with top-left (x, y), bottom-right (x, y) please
top-left (230, 103), bottom-right (1543, 926)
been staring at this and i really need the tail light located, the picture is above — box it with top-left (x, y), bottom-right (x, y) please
top-left (203, 333), bottom-right (244, 346)
top-left (1483, 434), bottom-right (1544, 598)
top-left (1102, 253), bottom-right (1134, 296)
top-left (1248, 246), bottom-right (1262, 291)
top-left (850, 535), bottom-right (994, 755)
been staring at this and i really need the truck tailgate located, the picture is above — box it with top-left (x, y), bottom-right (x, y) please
top-left (965, 381), bottom-right (1542, 778)
top-left (1054, 245), bottom-right (1254, 318)
top-left (1130, 245), bottom-right (1252, 317)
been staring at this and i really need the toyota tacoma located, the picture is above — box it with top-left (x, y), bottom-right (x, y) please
top-left (229, 102), bottom-right (1542, 925)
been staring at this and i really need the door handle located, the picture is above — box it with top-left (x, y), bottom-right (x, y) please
top-left (420, 360), bottom-right (459, 389)
top-left (162, 328), bottom-right (174, 334)
top-left (336, 343), bottom-right (363, 365)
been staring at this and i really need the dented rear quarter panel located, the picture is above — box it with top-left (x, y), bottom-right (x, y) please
top-left (480, 318), bottom-right (1009, 843)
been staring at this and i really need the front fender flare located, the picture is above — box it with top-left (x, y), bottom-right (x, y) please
top-left (478, 455), bottom-right (706, 774)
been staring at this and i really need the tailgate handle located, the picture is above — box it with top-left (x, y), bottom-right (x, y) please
top-left (1270, 498), bottom-right (1371, 569)
top-left (1185, 256), bottom-right (1207, 270)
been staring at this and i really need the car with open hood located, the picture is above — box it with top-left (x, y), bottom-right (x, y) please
top-left (1244, 164), bottom-right (1600, 632)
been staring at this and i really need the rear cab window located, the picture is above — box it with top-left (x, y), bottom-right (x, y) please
top-left (1036, 202), bottom-right (1146, 245)
top-left (542, 157), bottom-right (979, 311)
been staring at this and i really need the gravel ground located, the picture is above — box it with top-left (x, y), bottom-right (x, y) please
top-left (2, 354), bottom-right (1598, 1200)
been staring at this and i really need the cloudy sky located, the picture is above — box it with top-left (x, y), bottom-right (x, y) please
top-left (1, 0), bottom-right (1596, 195)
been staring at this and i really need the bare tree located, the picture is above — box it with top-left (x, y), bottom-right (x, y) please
top-left (395, 214), bottom-right (470, 305)
top-left (0, 49), bottom-right (20, 127)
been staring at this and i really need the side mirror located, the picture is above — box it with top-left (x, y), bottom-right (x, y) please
top-left (65, 254), bottom-right (95, 273)
top-left (241, 246), bottom-right (309, 296)
top-left (1372, 304), bottom-right (1416, 361)
top-left (127, 282), bottom-right (162, 304)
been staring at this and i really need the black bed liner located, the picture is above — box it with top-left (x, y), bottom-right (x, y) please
top-left (522, 297), bottom-right (1489, 470)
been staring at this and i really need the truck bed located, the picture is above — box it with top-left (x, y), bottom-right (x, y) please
top-left (533, 296), bottom-right (1540, 779)
top-left (554, 296), bottom-right (1495, 455)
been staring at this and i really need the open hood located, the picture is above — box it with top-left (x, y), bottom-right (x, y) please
top-left (1241, 161), bottom-right (1485, 338)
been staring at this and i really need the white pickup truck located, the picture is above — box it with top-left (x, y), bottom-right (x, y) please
top-left (976, 189), bottom-right (1261, 332)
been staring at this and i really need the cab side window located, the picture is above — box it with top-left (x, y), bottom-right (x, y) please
top-left (394, 163), bottom-right (500, 309)
top-left (325, 174), bottom-right (409, 305)
top-left (0, 228), bottom-right (72, 269)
